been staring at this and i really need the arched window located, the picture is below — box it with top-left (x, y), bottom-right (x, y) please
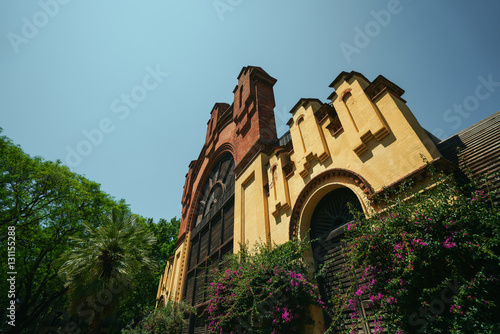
top-left (310, 187), bottom-right (361, 257)
top-left (297, 116), bottom-right (307, 153)
top-left (184, 154), bottom-right (235, 334)
top-left (271, 164), bottom-right (278, 201)
top-left (239, 85), bottom-right (244, 109)
top-left (342, 91), bottom-right (359, 132)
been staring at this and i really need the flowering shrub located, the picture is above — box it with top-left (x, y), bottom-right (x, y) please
top-left (206, 238), bottom-right (324, 333)
top-left (325, 165), bottom-right (500, 333)
top-left (121, 301), bottom-right (194, 334)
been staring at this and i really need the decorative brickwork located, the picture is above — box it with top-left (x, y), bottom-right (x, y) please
top-left (178, 67), bottom-right (279, 238)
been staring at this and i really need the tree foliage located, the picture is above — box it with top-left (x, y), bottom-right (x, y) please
top-left (121, 301), bottom-right (194, 334)
top-left (148, 217), bottom-right (181, 275)
top-left (0, 131), bottom-right (181, 334)
top-left (0, 131), bottom-right (116, 333)
top-left (108, 216), bottom-right (181, 332)
top-left (59, 210), bottom-right (157, 333)
top-left (325, 165), bottom-right (500, 333)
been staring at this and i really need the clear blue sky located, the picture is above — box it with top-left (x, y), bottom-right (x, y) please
top-left (1, 1), bottom-right (499, 221)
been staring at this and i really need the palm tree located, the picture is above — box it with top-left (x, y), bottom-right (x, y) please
top-left (59, 209), bottom-right (156, 333)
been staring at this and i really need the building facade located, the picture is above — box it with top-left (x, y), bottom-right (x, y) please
top-left (156, 66), bottom-right (500, 333)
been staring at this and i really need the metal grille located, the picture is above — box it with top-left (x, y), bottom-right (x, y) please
top-left (188, 238), bottom-right (199, 271)
top-left (184, 271), bottom-right (195, 305)
top-left (210, 214), bottom-right (222, 254)
top-left (199, 227), bottom-right (209, 261)
top-left (222, 200), bottom-right (234, 243)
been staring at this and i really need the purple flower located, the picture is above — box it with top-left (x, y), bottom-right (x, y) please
top-left (442, 237), bottom-right (456, 249)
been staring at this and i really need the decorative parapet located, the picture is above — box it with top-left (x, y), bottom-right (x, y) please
top-left (328, 72), bottom-right (392, 157)
top-left (287, 99), bottom-right (331, 178)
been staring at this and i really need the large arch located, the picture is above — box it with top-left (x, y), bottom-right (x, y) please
top-left (289, 168), bottom-right (374, 240)
top-left (183, 149), bottom-right (236, 334)
top-left (186, 143), bottom-right (236, 232)
top-left (288, 169), bottom-right (375, 333)
top-left (310, 187), bottom-right (366, 329)
top-left (310, 187), bottom-right (363, 261)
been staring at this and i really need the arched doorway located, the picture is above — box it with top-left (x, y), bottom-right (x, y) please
top-left (310, 187), bottom-right (361, 263)
top-left (310, 187), bottom-right (373, 333)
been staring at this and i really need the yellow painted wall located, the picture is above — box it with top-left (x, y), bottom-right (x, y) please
top-left (156, 231), bottom-right (191, 304)
top-left (241, 73), bottom-right (442, 250)
top-left (234, 154), bottom-right (271, 253)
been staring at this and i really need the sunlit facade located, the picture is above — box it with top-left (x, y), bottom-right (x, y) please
top-left (156, 66), bottom-right (500, 333)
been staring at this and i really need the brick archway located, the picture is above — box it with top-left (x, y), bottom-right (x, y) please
top-left (289, 168), bottom-right (374, 239)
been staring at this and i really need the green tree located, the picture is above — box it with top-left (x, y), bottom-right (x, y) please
top-left (148, 217), bottom-right (181, 275)
top-left (121, 300), bottom-right (194, 334)
top-left (0, 131), bottom-right (116, 333)
top-left (109, 217), bottom-right (181, 332)
top-left (1, 131), bottom-right (182, 333)
top-left (59, 210), bottom-right (157, 333)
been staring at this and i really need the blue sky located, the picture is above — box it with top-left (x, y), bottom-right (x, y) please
top-left (1, 1), bottom-right (499, 222)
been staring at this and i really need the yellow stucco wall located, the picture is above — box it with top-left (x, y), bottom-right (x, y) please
top-left (234, 153), bottom-right (271, 253)
top-left (229, 73), bottom-right (443, 333)
top-left (159, 230), bottom-right (191, 303)
top-left (236, 73), bottom-right (441, 251)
